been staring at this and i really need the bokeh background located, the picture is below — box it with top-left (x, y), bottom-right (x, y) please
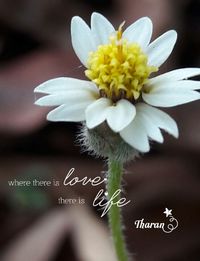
top-left (0, 0), bottom-right (200, 260)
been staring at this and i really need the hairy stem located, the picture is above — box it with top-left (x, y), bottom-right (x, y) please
top-left (107, 158), bottom-right (129, 261)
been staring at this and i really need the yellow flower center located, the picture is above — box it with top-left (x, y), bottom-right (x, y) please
top-left (85, 23), bottom-right (158, 102)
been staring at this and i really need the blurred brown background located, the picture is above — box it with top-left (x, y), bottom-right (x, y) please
top-left (0, 0), bottom-right (200, 260)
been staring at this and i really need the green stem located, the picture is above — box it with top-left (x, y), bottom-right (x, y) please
top-left (107, 158), bottom-right (129, 261)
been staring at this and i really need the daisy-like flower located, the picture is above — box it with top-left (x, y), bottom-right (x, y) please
top-left (34, 12), bottom-right (200, 153)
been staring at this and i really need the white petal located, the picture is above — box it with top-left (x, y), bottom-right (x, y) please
top-left (85, 98), bottom-right (112, 129)
top-left (47, 103), bottom-right (89, 122)
top-left (120, 117), bottom-right (150, 153)
top-left (136, 104), bottom-right (164, 143)
top-left (91, 12), bottom-right (115, 46)
top-left (147, 80), bottom-right (200, 91)
top-left (136, 103), bottom-right (178, 138)
top-left (71, 16), bottom-right (96, 67)
top-left (146, 30), bottom-right (177, 67)
top-left (106, 99), bottom-right (136, 132)
top-left (34, 78), bottom-right (99, 94)
top-left (149, 68), bottom-right (200, 85)
top-left (120, 102), bottom-right (178, 152)
top-left (123, 17), bottom-right (153, 49)
top-left (142, 85), bottom-right (200, 107)
top-left (35, 89), bottom-right (97, 106)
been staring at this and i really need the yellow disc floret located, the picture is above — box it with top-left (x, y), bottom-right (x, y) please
top-left (85, 23), bottom-right (158, 102)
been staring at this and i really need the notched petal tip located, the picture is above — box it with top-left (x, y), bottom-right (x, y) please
top-left (91, 11), bottom-right (115, 46)
top-left (170, 29), bottom-right (177, 36)
top-left (34, 87), bottom-right (39, 93)
top-left (167, 30), bottom-right (178, 48)
top-left (161, 29), bottom-right (177, 44)
top-left (71, 14), bottom-right (96, 67)
top-left (71, 16), bottom-right (84, 33)
top-left (91, 12), bottom-right (104, 20)
top-left (140, 16), bottom-right (153, 24)
top-left (71, 15), bottom-right (82, 25)
top-left (34, 85), bottom-right (46, 94)
top-left (85, 98), bottom-right (112, 129)
top-left (46, 112), bottom-right (57, 122)
top-left (34, 78), bottom-right (64, 94)
top-left (106, 100), bottom-right (136, 133)
top-left (34, 82), bottom-right (49, 93)
top-left (146, 29), bottom-right (178, 68)
top-left (120, 115), bottom-right (151, 153)
top-left (171, 124), bottom-right (179, 139)
top-left (34, 96), bottom-right (49, 106)
top-left (168, 29), bottom-right (178, 44)
top-left (123, 16), bottom-right (153, 49)
top-left (132, 16), bottom-right (153, 25)
top-left (139, 103), bottom-right (179, 139)
top-left (34, 99), bottom-right (39, 105)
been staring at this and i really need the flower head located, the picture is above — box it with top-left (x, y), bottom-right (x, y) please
top-left (85, 21), bottom-right (158, 101)
top-left (34, 12), bottom-right (200, 153)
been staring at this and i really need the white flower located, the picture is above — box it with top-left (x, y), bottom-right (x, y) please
top-left (34, 12), bottom-right (200, 153)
